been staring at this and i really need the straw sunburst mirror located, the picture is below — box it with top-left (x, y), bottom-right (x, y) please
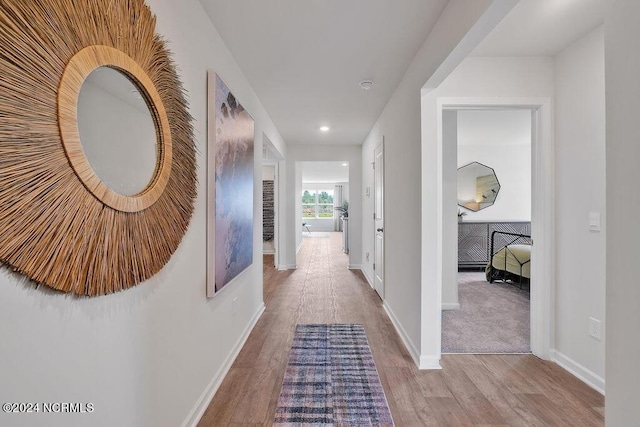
top-left (0, 0), bottom-right (197, 295)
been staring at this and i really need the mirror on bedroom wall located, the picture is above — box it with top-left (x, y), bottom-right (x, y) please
top-left (77, 67), bottom-right (158, 196)
top-left (457, 161), bottom-right (501, 212)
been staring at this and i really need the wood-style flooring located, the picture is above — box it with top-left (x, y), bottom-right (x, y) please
top-left (198, 232), bottom-right (604, 426)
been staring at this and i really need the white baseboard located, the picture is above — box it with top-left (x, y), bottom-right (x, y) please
top-left (348, 264), bottom-right (362, 270)
top-left (551, 350), bottom-right (605, 395)
top-left (361, 268), bottom-right (374, 288)
top-left (383, 302), bottom-right (422, 368)
top-left (277, 265), bottom-right (288, 271)
top-left (296, 240), bottom-right (303, 254)
top-left (419, 355), bottom-right (443, 370)
top-left (262, 249), bottom-right (275, 255)
top-left (182, 303), bottom-right (265, 427)
top-left (442, 303), bottom-right (460, 310)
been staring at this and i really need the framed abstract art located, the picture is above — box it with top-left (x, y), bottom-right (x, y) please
top-left (207, 71), bottom-right (255, 297)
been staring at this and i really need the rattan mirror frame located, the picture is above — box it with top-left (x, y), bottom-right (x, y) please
top-left (59, 46), bottom-right (172, 212)
top-left (0, 0), bottom-right (197, 296)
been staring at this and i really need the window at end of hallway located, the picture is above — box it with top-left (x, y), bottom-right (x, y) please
top-left (302, 189), bottom-right (334, 219)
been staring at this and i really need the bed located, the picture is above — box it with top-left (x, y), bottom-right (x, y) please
top-left (485, 231), bottom-right (532, 288)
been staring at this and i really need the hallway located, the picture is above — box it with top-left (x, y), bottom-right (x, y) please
top-left (199, 233), bottom-right (604, 426)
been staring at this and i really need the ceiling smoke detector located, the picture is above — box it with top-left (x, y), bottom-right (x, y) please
top-left (359, 80), bottom-right (374, 90)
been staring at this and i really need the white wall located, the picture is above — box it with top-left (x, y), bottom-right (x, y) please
top-left (262, 164), bottom-right (275, 181)
top-left (421, 33), bottom-right (607, 389)
top-left (457, 109), bottom-right (531, 222)
top-left (0, 0), bottom-right (286, 426)
top-left (554, 25), bottom-right (605, 390)
top-left (294, 162), bottom-right (303, 255)
top-left (361, 0), bottom-right (516, 368)
top-left (286, 145), bottom-right (361, 268)
top-left (442, 110), bottom-right (459, 309)
top-left (605, 1), bottom-right (640, 422)
top-left (421, 56), bottom-right (554, 365)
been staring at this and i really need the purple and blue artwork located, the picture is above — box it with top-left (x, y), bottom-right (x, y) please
top-left (213, 74), bottom-right (254, 293)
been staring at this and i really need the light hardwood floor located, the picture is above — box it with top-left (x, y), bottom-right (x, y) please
top-left (198, 232), bottom-right (604, 426)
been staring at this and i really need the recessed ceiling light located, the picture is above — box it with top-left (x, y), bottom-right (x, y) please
top-left (359, 80), bottom-right (374, 90)
top-left (320, 126), bottom-right (330, 132)
top-left (341, 163), bottom-right (348, 167)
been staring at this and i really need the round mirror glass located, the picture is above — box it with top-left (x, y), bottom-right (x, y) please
top-left (457, 161), bottom-right (501, 212)
top-left (77, 67), bottom-right (158, 196)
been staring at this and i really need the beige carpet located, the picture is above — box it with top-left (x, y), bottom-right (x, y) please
top-left (442, 272), bottom-right (530, 354)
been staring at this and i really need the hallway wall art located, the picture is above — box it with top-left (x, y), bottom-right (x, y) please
top-left (207, 72), bottom-right (255, 297)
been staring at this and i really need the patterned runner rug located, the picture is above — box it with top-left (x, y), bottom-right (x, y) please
top-left (274, 324), bottom-right (394, 426)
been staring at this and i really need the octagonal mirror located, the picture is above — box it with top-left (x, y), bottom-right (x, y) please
top-left (457, 161), bottom-right (500, 212)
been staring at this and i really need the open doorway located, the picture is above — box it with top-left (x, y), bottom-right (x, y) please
top-left (419, 91), bottom-right (553, 366)
top-left (296, 161), bottom-right (350, 261)
top-left (262, 138), bottom-right (283, 274)
top-left (442, 108), bottom-right (533, 354)
top-left (262, 163), bottom-right (276, 258)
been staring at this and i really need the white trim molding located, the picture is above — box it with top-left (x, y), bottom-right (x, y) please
top-left (551, 350), bottom-right (605, 395)
top-left (419, 355), bottom-right (443, 370)
top-left (182, 303), bottom-right (265, 427)
top-left (348, 264), bottom-right (362, 270)
top-left (426, 97), bottom-right (554, 365)
top-left (441, 303), bottom-right (460, 311)
top-left (383, 302), bottom-right (431, 369)
top-left (361, 267), bottom-right (374, 288)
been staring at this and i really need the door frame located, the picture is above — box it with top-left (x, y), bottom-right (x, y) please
top-left (261, 134), bottom-right (285, 270)
top-left (264, 161), bottom-right (279, 268)
top-left (374, 141), bottom-right (385, 300)
top-left (431, 97), bottom-right (554, 363)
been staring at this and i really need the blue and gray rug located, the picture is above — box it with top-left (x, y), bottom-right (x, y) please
top-left (274, 324), bottom-right (394, 426)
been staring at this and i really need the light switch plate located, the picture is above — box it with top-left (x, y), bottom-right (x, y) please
top-left (588, 212), bottom-right (601, 232)
top-left (589, 317), bottom-right (602, 340)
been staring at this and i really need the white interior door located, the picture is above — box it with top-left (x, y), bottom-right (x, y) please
top-left (374, 142), bottom-right (385, 299)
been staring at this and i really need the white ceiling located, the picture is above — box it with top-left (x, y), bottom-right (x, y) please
top-left (200, 0), bottom-right (605, 148)
top-left (301, 161), bottom-right (349, 183)
top-left (199, 0), bottom-right (449, 146)
top-left (472, 0), bottom-right (605, 56)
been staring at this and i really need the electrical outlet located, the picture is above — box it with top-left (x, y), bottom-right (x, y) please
top-left (589, 317), bottom-right (601, 340)
top-left (366, 252), bottom-right (370, 262)
top-left (232, 297), bottom-right (238, 316)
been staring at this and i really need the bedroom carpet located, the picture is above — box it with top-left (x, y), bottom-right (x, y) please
top-left (442, 272), bottom-right (530, 353)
